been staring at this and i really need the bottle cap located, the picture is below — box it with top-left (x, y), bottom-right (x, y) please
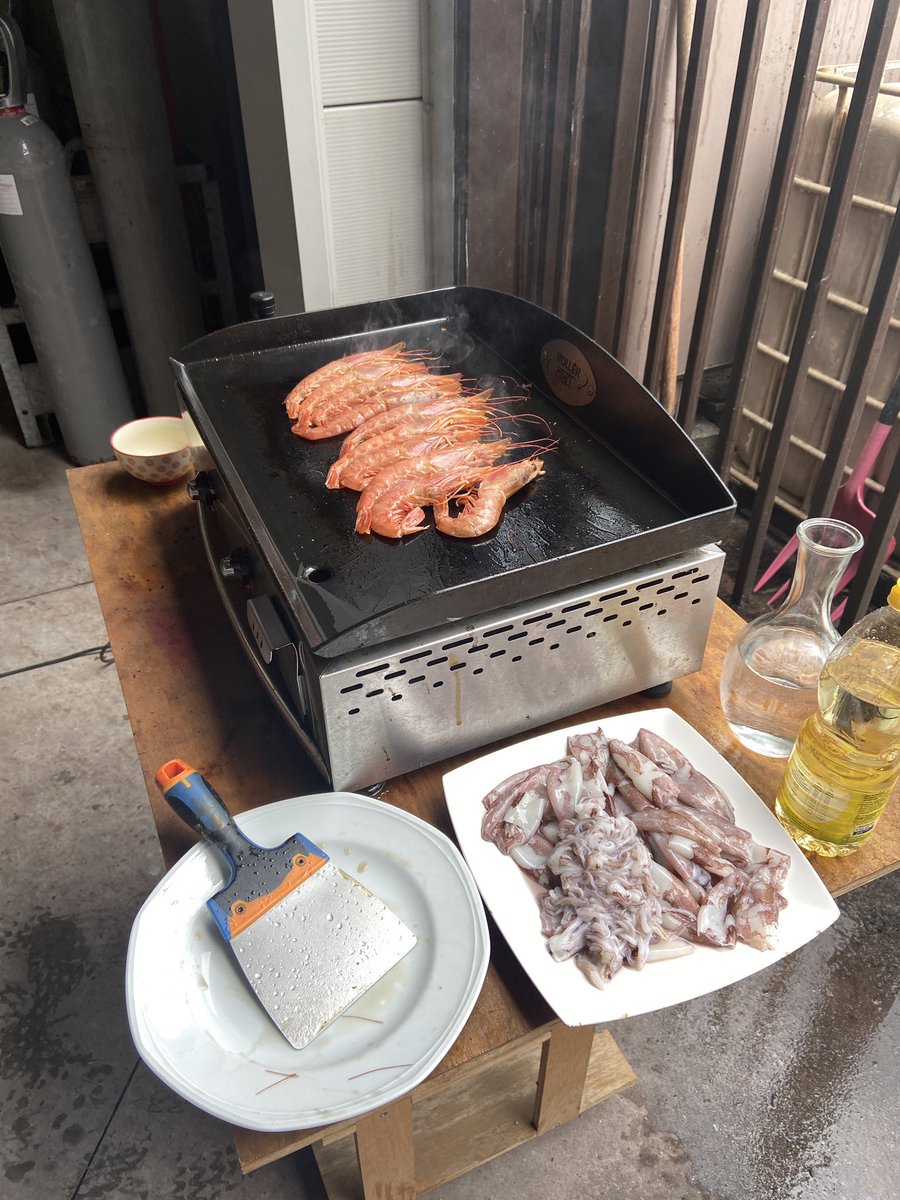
top-left (889, 579), bottom-right (900, 611)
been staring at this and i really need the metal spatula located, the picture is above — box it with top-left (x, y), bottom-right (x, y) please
top-left (155, 760), bottom-right (417, 1049)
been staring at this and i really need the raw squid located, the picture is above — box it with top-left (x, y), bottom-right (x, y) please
top-left (540, 811), bottom-right (666, 985)
top-left (609, 739), bottom-right (680, 807)
top-left (636, 729), bottom-right (735, 821)
top-left (480, 724), bottom-right (791, 987)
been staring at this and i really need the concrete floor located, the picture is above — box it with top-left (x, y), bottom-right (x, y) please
top-left (2, 405), bottom-right (899, 1200)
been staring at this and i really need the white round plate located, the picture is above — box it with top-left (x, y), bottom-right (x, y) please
top-left (126, 792), bottom-right (489, 1131)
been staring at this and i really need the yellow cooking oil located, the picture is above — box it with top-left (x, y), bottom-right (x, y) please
top-left (775, 583), bottom-right (900, 856)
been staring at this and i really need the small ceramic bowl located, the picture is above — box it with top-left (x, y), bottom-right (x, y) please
top-left (110, 417), bottom-right (192, 485)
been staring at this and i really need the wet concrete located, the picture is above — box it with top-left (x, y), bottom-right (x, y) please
top-left (0, 654), bottom-right (161, 1197)
top-left (2, 413), bottom-right (899, 1199)
top-left (615, 871), bottom-right (900, 1200)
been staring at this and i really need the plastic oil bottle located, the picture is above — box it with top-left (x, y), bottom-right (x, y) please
top-left (775, 579), bottom-right (900, 856)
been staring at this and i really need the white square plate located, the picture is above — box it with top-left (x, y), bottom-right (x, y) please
top-left (442, 708), bottom-right (839, 1025)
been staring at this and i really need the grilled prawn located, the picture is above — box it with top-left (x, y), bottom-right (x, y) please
top-left (293, 377), bottom-right (465, 440)
top-left (327, 428), bottom-right (487, 492)
top-left (338, 389), bottom-right (495, 456)
top-left (285, 343), bottom-right (414, 419)
top-left (433, 457), bottom-right (544, 538)
top-left (327, 400), bottom-right (495, 490)
top-left (355, 441), bottom-right (510, 535)
top-left (367, 466), bottom-right (499, 538)
top-left (292, 366), bottom-right (451, 431)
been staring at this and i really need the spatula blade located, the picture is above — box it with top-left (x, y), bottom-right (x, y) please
top-left (231, 861), bottom-right (417, 1049)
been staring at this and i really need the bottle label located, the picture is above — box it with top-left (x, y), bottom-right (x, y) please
top-left (851, 790), bottom-right (889, 837)
top-left (779, 759), bottom-right (894, 845)
top-left (0, 174), bottom-right (23, 217)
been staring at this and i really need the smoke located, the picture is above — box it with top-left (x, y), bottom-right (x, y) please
top-left (360, 299), bottom-right (405, 336)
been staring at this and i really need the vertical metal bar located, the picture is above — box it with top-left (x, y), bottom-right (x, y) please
top-left (532, 0), bottom-right (557, 302)
top-left (0, 316), bottom-right (38, 444)
top-left (515, 3), bottom-right (536, 297)
top-left (732, 0), bottom-right (900, 605)
top-left (716, 0), bottom-right (832, 484)
top-left (554, 0), bottom-right (592, 318)
top-left (541, 0), bottom-right (578, 312)
top-left (840, 451), bottom-right (900, 628)
top-left (453, 0), bottom-right (470, 285)
top-left (517, 1), bottom-right (552, 300)
top-left (564, 0), bottom-right (625, 334)
top-left (464, 0), bottom-right (526, 292)
top-left (612, 0), bottom-right (671, 359)
top-left (535, 1), bottom-right (566, 307)
top-left (677, 0), bottom-right (772, 434)
top-left (513, 9), bottom-right (535, 300)
top-left (642, 0), bottom-right (715, 396)
top-left (422, 0), bottom-right (458, 289)
top-left (806, 203), bottom-right (900, 521)
top-left (200, 177), bottom-right (239, 326)
top-left (592, 0), bottom-right (654, 349)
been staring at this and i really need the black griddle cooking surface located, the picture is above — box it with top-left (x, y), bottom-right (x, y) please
top-left (173, 288), bottom-right (734, 656)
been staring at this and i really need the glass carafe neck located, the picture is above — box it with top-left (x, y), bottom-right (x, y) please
top-left (776, 518), bottom-right (863, 632)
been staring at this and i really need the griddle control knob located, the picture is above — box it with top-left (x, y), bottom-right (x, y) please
top-left (187, 471), bottom-right (216, 505)
top-left (220, 548), bottom-right (252, 583)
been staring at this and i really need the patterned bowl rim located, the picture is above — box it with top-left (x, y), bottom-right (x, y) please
top-left (110, 417), bottom-right (189, 459)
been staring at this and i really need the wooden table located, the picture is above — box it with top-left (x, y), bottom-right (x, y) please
top-left (69, 463), bottom-right (900, 1199)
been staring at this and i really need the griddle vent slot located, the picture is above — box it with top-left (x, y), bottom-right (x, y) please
top-left (317, 546), bottom-right (724, 789)
top-left (334, 562), bottom-right (712, 717)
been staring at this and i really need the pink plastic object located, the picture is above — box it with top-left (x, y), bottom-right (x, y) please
top-left (755, 384), bottom-right (900, 606)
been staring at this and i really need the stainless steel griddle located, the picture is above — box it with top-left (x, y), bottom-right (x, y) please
top-left (171, 286), bottom-right (735, 789)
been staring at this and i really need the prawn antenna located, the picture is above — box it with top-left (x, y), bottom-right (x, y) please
top-left (505, 436), bottom-right (559, 461)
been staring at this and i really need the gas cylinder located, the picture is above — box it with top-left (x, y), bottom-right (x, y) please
top-left (0, 16), bottom-right (133, 463)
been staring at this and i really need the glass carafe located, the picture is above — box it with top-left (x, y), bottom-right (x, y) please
top-left (720, 517), bottom-right (864, 757)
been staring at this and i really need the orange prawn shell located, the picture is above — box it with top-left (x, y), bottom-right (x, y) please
top-left (367, 482), bottom-right (431, 538)
top-left (367, 463), bottom-right (505, 539)
top-left (340, 389), bottom-right (495, 455)
top-left (355, 440), bottom-right (510, 534)
top-left (328, 428), bottom-right (487, 492)
top-left (327, 405), bottom-right (493, 489)
top-left (434, 458), bottom-right (545, 539)
top-left (293, 379), bottom-right (468, 441)
top-left (291, 364), bottom-right (432, 427)
top-left (284, 343), bottom-right (413, 417)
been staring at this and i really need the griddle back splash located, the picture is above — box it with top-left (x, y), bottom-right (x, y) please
top-left (172, 287), bottom-right (734, 657)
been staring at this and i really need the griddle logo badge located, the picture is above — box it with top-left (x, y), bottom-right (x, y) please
top-left (541, 341), bottom-right (596, 407)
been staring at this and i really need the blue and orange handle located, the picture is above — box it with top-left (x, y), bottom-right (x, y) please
top-left (155, 759), bottom-right (329, 942)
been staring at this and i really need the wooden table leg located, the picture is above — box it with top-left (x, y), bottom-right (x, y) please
top-left (532, 1023), bottom-right (595, 1135)
top-left (354, 1095), bottom-right (416, 1200)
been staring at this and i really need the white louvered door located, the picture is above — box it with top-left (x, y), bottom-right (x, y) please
top-left (315, 0), bottom-right (429, 306)
top-left (236, 0), bottom-right (429, 311)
